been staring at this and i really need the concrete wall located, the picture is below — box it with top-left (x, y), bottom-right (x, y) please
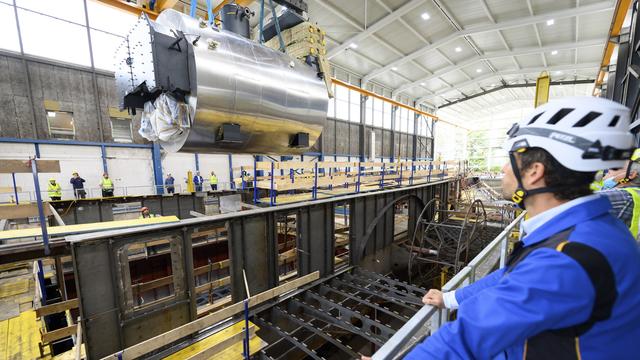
top-left (0, 51), bottom-right (146, 143)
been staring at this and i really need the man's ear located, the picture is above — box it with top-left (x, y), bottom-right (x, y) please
top-left (524, 162), bottom-right (546, 186)
top-left (630, 170), bottom-right (638, 180)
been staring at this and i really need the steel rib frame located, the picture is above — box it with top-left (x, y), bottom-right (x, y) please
top-left (288, 298), bottom-right (387, 347)
top-left (253, 316), bottom-right (323, 360)
top-left (329, 278), bottom-right (420, 313)
top-left (355, 268), bottom-right (428, 295)
top-left (316, 284), bottom-right (409, 322)
top-left (272, 306), bottom-right (361, 358)
top-left (342, 273), bottom-right (424, 305)
top-left (303, 291), bottom-right (397, 340)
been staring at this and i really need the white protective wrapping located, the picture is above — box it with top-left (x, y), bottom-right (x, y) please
top-left (139, 93), bottom-right (191, 143)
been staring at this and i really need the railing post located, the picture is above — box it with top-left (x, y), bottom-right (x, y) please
top-left (500, 230), bottom-right (509, 268)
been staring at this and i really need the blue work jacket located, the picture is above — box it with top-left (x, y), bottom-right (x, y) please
top-left (405, 196), bottom-right (640, 359)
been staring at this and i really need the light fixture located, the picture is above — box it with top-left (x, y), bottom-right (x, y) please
top-left (47, 111), bottom-right (56, 118)
top-left (349, 43), bottom-right (358, 49)
top-left (555, 71), bottom-right (564, 75)
top-left (420, 82), bottom-right (426, 86)
top-left (392, 67), bottom-right (398, 71)
top-left (551, 50), bottom-right (558, 55)
top-left (421, 12), bottom-right (430, 20)
top-left (455, 46), bottom-right (462, 52)
top-left (546, 19), bottom-right (555, 26)
top-left (476, 68), bottom-right (482, 73)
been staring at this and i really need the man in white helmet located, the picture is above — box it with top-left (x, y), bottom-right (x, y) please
top-left (405, 97), bottom-right (640, 359)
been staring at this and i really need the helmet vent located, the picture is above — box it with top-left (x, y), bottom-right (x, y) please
top-left (527, 112), bottom-right (544, 125)
top-left (547, 108), bottom-right (574, 124)
top-left (573, 111), bottom-right (602, 127)
top-left (608, 115), bottom-right (620, 127)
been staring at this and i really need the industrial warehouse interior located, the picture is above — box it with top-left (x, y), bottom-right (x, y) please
top-left (0, 0), bottom-right (639, 359)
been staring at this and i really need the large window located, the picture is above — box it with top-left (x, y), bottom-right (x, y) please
top-left (349, 89), bottom-right (360, 123)
top-left (0, 0), bottom-right (138, 71)
top-left (407, 110), bottom-right (415, 134)
top-left (0, 3), bottom-right (20, 52)
top-left (17, 7), bottom-right (91, 66)
top-left (365, 97), bottom-right (373, 125)
top-left (382, 103), bottom-right (392, 129)
top-left (373, 98), bottom-right (383, 128)
top-left (111, 117), bottom-right (133, 143)
top-left (47, 110), bottom-right (75, 140)
top-left (335, 85), bottom-right (349, 121)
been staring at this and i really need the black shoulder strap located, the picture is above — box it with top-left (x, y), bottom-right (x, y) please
top-left (557, 242), bottom-right (618, 335)
top-left (505, 228), bottom-right (574, 273)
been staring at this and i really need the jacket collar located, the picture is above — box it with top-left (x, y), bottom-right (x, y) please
top-left (521, 195), bottom-right (612, 246)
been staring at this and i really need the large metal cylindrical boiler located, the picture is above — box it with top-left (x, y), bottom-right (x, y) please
top-left (115, 9), bottom-right (328, 154)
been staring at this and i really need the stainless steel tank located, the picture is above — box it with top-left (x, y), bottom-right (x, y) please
top-left (115, 9), bottom-right (328, 154)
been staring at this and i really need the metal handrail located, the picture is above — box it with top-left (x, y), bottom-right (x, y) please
top-left (372, 211), bottom-right (526, 360)
top-left (17, 181), bottom-right (238, 203)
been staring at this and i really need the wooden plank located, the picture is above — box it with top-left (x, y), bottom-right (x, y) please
top-left (195, 276), bottom-right (231, 294)
top-left (35, 299), bottom-right (78, 318)
top-left (0, 160), bottom-right (60, 174)
top-left (0, 186), bottom-right (21, 194)
top-left (187, 325), bottom-right (255, 360)
top-left (102, 271), bottom-right (320, 360)
top-left (6, 310), bottom-right (39, 359)
top-left (164, 321), bottom-right (257, 360)
top-left (133, 275), bottom-right (175, 294)
top-left (0, 216), bottom-right (179, 240)
top-left (193, 259), bottom-right (230, 276)
top-left (0, 203), bottom-right (51, 220)
top-left (278, 248), bottom-right (296, 265)
top-left (41, 324), bottom-right (77, 344)
top-left (318, 161), bottom-right (357, 168)
top-left (196, 295), bottom-right (232, 318)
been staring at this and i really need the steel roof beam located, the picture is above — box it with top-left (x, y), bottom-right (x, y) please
top-left (362, 1), bottom-right (614, 83)
top-left (325, 0), bottom-right (426, 59)
top-left (417, 62), bottom-right (598, 103)
top-left (395, 39), bottom-right (603, 94)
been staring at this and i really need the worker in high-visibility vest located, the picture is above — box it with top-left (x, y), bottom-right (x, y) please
top-left (590, 169), bottom-right (606, 191)
top-left (138, 206), bottom-right (157, 219)
top-left (599, 148), bottom-right (640, 242)
top-left (100, 173), bottom-right (114, 197)
top-left (47, 178), bottom-right (62, 201)
top-left (209, 171), bottom-right (218, 191)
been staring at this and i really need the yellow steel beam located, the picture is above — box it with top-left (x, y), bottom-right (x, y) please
top-left (95, 0), bottom-right (159, 19)
top-left (331, 78), bottom-right (439, 120)
top-left (534, 71), bottom-right (550, 107)
top-left (593, 0), bottom-right (632, 94)
top-left (156, 0), bottom-right (179, 11)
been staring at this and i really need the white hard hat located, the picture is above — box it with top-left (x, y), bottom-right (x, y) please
top-left (504, 96), bottom-right (634, 172)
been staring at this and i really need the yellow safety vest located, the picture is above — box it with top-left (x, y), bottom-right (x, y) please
top-left (210, 175), bottom-right (218, 185)
top-left (623, 188), bottom-right (640, 239)
top-left (47, 183), bottom-right (61, 197)
top-left (101, 178), bottom-right (113, 190)
top-left (590, 170), bottom-right (604, 191)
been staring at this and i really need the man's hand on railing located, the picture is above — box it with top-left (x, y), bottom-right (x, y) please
top-left (422, 289), bottom-right (445, 308)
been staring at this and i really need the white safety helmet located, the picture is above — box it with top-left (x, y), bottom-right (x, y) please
top-left (504, 96), bottom-right (634, 172)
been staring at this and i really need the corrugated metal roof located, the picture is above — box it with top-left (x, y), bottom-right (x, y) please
top-left (303, 0), bottom-right (615, 110)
